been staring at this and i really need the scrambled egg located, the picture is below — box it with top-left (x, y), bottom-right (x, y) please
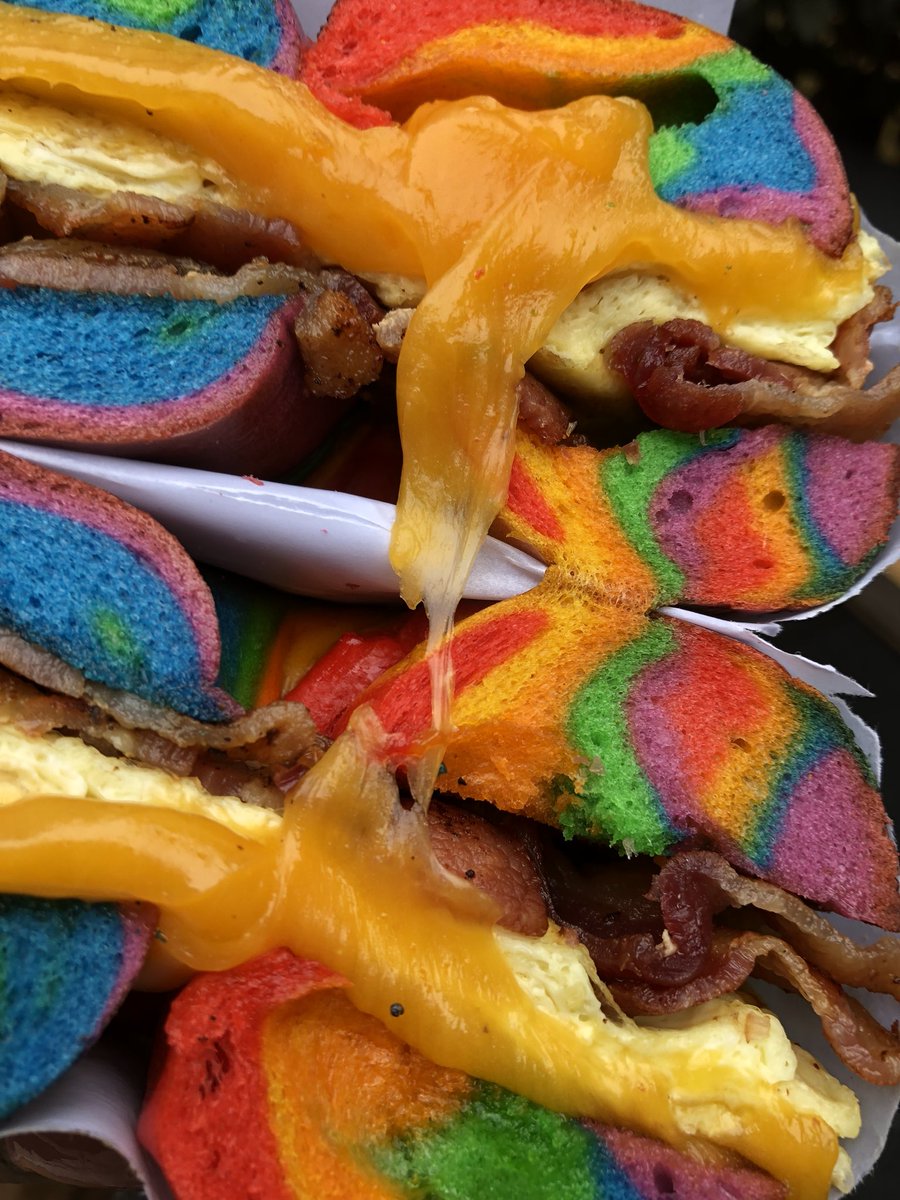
top-left (501, 925), bottom-right (858, 1191)
top-left (0, 90), bottom-right (241, 207)
top-left (532, 236), bottom-right (886, 386)
top-left (0, 723), bottom-right (280, 840)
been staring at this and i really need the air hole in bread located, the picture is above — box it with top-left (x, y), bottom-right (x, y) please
top-left (613, 73), bottom-right (717, 131)
top-left (762, 489), bottom-right (786, 512)
top-left (668, 489), bottom-right (693, 513)
top-left (652, 1163), bottom-right (676, 1195)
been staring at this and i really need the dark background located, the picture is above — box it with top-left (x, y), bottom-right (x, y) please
top-left (732, 1), bottom-right (900, 1196)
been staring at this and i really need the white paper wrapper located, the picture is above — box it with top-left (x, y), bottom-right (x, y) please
top-left (0, 441), bottom-right (546, 603)
top-left (1, 0), bottom-right (897, 1194)
top-left (866, 219), bottom-right (900, 398)
top-left (0, 1048), bottom-right (172, 1199)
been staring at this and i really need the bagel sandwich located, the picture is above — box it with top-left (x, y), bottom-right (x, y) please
top-left (0, 426), bottom-right (898, 1195)
top-left (0, 0), bottom-right (896, 449)
top-left (0, 3), bottom-right (897, 1196)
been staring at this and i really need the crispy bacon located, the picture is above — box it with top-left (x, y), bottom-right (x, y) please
top-left (5, 181), bottom-right (317, 272)
top-left (607, 319), bottom-right (795, 432)
top-left (0, 238), bottom-right (309, 301)
top-left (614, 930), bottom-right (900, 1087)
top-left (608, 317), bottom-right (900, 439)
top-left (651, 852), bottom-right (900, 999)
top-left (516, 373), bottom-right (575, 444)
top-left (526, 836), bottom-right (900, 1081)
top-left (294, 276), bottom-right (386, 399)
top-left (0, 633), bottom-right (328, 802)
top-left (832, 285), bottom-right (897, 387)
top-left (427, 799), bottom-right (549, 936)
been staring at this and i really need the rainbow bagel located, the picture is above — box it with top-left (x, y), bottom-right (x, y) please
top-left (502, 426), bottom-right (900, 612)
top-left (12, 0), bottom-right (305, 74)
top-left (0, 448), bottom-right (238, 721)
top-left (0, 289), bottom-right (325, 477)
top-left (0, 896), bottom-right (153, 1118)
top-left (302, 0), bottom-right (851, 254)
top-left (349, 587), bottom-right (899, 931)
top-left (140, 948), bottom-right (787, 1200)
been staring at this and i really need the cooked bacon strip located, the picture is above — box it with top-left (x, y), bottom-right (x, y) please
top-left (0, 238), bottom-right (401, 403)
top-left (516, 373), bottom-right (574, 444)
top-left (548, 848), bottom-right (900, 1000)
top-left (316, 269), bottom-right (386, 325)
top-left (0, 634), bottom-right (325, 770)
top-left (607, 317), bottom-right (900, 439)
top-left (832, 285), bottom-right (897, 387)
top-left (7, 180), bottom-right (190, 246)
top-left (614, 930), bottom-right (900, 1087)
top-left (294, 277), bottom-right (386, 399)
top-left (0, 654), bottom-right (543, 926)
top-left (0, 238), bottom-right (310, 301)
top-left (651, 852), bottom-right (900, 999)
top-left (5, 180), bottom-right (317, 272)
top-left (525, 835), bottom-right (900, 1078)
top-left (0, 660), bottom-right (329, 808)
top-left (744, 363), bottom-right (900, 439)
top-left (607, 318), bottom-right (796, 432)
top-left (0, 629), bottom-right (86, 700)
top-left (525, 830), bottom-right (672, 940)
top-left (84, 680), bottom-right (323, 767)
top-left (164, 201), bottom-right (317, 274)
top-left (427, 799), bottom-right (549, 937)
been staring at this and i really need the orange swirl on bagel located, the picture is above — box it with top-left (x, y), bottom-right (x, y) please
top-left (346, 20), bottom-right (729, 121)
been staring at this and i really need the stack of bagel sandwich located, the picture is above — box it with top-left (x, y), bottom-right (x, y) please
top-left (0, 1), bottom-right (898, 1197)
